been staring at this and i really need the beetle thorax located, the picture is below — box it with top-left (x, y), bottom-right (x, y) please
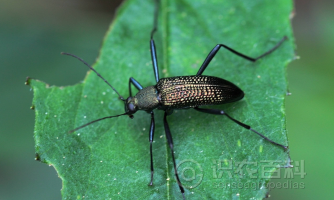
top-left (133, 86), bottom-right (160, 112)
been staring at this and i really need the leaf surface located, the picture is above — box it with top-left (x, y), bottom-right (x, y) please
top-left (29, 0), bottom-right (294, 199)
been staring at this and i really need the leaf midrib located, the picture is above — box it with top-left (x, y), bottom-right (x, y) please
top-left (161, 0), bottom-right (171, 199)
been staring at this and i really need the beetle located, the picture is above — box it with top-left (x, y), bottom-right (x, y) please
top-left (62, 1), bottom-right (288, 199)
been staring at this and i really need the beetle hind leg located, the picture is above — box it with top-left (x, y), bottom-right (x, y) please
top-left (194, 107), bottom-right (288, 151)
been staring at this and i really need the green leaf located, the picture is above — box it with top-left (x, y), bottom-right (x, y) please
top-left (29, 0), bottom-right (294, 199)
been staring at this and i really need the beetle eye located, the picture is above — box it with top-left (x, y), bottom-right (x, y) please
top-left (128, 103), bottom-right (135, 112)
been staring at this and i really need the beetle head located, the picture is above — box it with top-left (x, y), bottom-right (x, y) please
top-left (125, 97), bottom-right (138, 115)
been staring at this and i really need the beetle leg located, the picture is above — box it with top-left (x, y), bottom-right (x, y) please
top-left (194, 107), bottom-right (288, 151)
top-left (150, 39), bottom-right (160, 83)
top-left (196, 36), bottom-right (287, 75)
top-left (128, 77), bottom-right (143, 97)
top-left (148, 111), bottom-right (155, 186)
top-left (150, 0), bottom-right (160, 83)
top-left (163, 111), bottom-right (185, 199)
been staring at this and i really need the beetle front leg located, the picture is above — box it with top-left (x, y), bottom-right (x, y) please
top-left (128, 77), bottom-right (143, 97)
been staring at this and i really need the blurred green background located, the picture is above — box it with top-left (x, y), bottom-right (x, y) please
top-left (1, 0), bottom-right (333, 199)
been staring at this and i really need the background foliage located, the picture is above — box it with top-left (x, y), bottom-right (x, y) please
top-left (28, 0), bottom-right (292, 199)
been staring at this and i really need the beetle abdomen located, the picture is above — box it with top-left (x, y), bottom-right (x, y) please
top-left (157, 75), bottom-right (244, 109)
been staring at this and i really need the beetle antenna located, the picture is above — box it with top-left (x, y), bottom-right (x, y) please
top-left (61, 52), bottom-right (125, 101)
top-left (69, 113), bottom-right (128, 133)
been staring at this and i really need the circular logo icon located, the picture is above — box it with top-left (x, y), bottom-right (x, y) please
top-left (177, 159), bottom-right (204, 189)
